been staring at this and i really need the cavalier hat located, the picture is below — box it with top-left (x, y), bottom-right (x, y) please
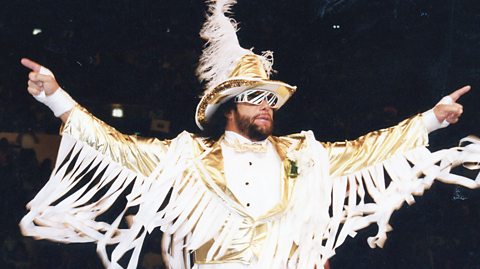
top-left (195, 0), bottom-right (297, 130)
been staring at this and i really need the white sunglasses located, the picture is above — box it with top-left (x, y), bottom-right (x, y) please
top-left (234, 89), bottom-right (279, 108)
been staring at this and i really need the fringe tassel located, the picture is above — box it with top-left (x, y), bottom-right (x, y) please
top-left (20, 131), bottom-right (480, 269)
top-left (258, 133), bottom-right (480, 269)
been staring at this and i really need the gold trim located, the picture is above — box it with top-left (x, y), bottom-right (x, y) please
top-left (196, 79), bottom-right (296, 126)
top-left (197, 79), bottom-right (259, 124)
top-left (193, 134), bottom-right (308, 264)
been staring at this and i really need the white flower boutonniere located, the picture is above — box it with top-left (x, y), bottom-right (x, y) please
top-left (287, 150), bottom-right (315, 178)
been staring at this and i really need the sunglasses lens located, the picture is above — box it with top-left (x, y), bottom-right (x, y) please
top-left (268, 93), bottom-right (278, 107)
top-left (246, 91), bottom-right (264, 104)
top-left (235, 90), bottom-right (279, 107)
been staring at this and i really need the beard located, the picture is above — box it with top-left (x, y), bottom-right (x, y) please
top-left (234, 110), bottom-right (274, 141)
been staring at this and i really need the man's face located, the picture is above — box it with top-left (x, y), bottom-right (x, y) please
top-left (229, 100), bottom-right (274, 141)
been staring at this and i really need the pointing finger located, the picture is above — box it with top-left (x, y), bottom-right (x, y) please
top-left (21, 58), bottom-right (42, 72)
top-left (449, 85), bottom-right (471, 102)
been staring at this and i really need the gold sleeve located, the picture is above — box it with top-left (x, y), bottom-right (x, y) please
top-left (322, 114), bottom-right (429, 177)
top-left (60, 105), bottom-right (170, 177)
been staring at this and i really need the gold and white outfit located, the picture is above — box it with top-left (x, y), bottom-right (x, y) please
top-left (20, 105), bottom-right (480, 269)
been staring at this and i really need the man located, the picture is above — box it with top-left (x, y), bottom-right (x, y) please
top-left (19, 56), bottom-right (474, 268)
top-left (19, 1), bottom-right (479, 269)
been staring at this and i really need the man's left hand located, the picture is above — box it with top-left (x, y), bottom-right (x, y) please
top-left (433, 85), bottom-right (471, 124)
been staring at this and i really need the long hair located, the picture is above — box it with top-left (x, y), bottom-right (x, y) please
top-left (196, 99), bottom-right (237, 145)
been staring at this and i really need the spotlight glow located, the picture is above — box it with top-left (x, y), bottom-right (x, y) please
top-left (112, 107), bottom-right (124, 118)
top-left (32, 28), bottom-right (42, 35)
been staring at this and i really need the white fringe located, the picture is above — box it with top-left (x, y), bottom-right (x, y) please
top-left (20, 131), bottom-right (480, 269)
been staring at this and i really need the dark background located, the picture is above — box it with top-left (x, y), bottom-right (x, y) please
top-left (1, 0), bottom-right (479, 268)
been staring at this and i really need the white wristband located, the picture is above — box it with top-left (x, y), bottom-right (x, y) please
top-left (33, 66), bottom-right (77, 117)
top-left (34, 88), bottom-right (76, 117)
top-left (422, 95), bottom-right (452, 133)
top-left (437, 96), bottom-right (453, 128)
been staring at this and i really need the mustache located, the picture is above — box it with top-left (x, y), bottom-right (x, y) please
top-left (253, 113), bottom-right (273, 121)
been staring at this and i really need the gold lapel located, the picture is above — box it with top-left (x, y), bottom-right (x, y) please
top-left (193, 134), bottom-right (306, 221)
top-left (194, 136), bottom-right (251, 217)
top-left (256, 135), bottom-right (304, 220)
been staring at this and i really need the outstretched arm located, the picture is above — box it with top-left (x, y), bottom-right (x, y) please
top-left (324, 86), bottom-right (471, 177)
top-left (318, 87), bottom-right (478, 255)
top-left (20, 58), bottom-right (170, 176)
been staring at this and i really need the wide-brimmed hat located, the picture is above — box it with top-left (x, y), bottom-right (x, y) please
top-left (195, 0), bottom-right (297, 130)
top-left (195, 54), bottom-right (296, 129)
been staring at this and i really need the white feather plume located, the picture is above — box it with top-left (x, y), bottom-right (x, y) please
top-left (196, 0), bottom-right (274, 91)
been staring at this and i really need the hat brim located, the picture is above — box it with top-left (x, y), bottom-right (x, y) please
top-left (195, 77), bottom-right (296, 130)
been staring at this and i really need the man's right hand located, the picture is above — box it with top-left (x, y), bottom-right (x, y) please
top-left (21, 58), bottom-right (60, 96)
top-left (21, 58), bottom-right (76, 122)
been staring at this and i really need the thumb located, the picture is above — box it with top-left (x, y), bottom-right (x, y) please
top-left (29, 73), bottom-right (55, 83)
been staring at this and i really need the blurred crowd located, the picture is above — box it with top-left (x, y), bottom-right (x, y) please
top-left (0, 137), bottom-right (55, 269)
